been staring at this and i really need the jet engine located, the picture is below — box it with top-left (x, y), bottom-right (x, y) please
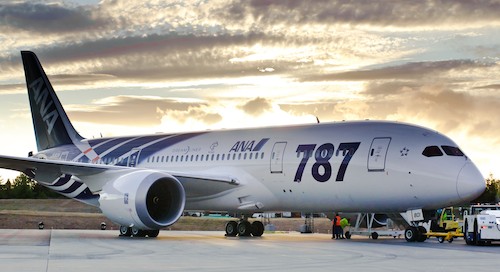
top-left (98, 170), bottom-right (185, 230)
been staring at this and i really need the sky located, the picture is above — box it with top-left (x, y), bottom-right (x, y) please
top-left (0, 0), bottom-right (499, 181)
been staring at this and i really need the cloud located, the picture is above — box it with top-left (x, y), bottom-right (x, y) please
top-left (473, 84), bottom-right (500, 90)
top-left (239, 97), bottom-right (272, 116)
top-left (362, 83), bottom-right (500, 142)
top-left (160, 107), bottom-right (222, 126)
top-left (67, 95), bottom-right (210, 126)
top-left (221, 0), bottom-right (500, 28)
top-left (0, 2), bottom-right (108, 34)
top-left (299, 60), bottom-right (496, 82)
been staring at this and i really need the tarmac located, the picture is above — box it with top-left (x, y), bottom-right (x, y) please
top-left (1, 229), bottom-right (499, 272)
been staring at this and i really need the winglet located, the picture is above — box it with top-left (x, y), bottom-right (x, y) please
top-left (21, 51), bottom-right (83, 151)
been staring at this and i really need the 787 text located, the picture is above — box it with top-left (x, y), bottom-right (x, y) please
top-left (294, 142), bottom-right (360, 183)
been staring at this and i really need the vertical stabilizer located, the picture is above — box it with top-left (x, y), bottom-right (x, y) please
top-left (21, 51), bottom-right (83, 151)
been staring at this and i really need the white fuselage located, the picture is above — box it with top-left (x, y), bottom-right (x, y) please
top-left (40, 120), bottom-right (483, 214)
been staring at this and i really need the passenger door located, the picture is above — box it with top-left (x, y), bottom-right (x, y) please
top-left (270, 142), bottom-right (287, 174)
top-left (368, 137), bottom-right (391, 171)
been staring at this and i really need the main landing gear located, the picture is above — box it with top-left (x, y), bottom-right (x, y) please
top-left (404, 226), bottom-right (427, 242)
top-left (119, 226), bottom-right (160, 238)
top-left (225, 220), bottom-right (264, 237)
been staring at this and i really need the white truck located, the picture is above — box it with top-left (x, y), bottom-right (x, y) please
top-left (463, 204), bottom-right (500, 245)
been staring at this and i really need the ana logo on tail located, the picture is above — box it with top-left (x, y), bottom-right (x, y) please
top-left (29, 77), bottom-right (59, 135)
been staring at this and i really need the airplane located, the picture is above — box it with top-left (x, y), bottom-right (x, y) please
top-left (0, 51), bottom-right (485, 240)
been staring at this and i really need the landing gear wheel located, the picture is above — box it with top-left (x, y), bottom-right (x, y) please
top-left (251, 221), bottom-right (264, 237)
top-left (237, 221), bottom-right (252, 236)
top-left (131, 228), bottom-right (146, 237)
top-left (345, 231), bottom-right (351, 239)
top-left (225, 221), bottom-right (238, 237)
top-left (147, 229), bottom-right (160, 238)
top-left (371, 232), bottom-right (379, 240)
top-left (119, 226), bottom-right (132, 236)
top-left (416, 226), bottom-right (427, 242)
top-left (404, 227), bottom-right (417, 242)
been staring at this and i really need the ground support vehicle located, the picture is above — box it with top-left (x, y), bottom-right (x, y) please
top-left (463, 204), bottom-right (500, 245)
top-left (423, 207), bottom-right (463, 243)
top-left (424, 229), bottom-right (463, 243)
top-left (345, 213), bottom-right (403, 240)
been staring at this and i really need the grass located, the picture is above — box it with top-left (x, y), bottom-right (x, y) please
top-left (0, 199), bottom-right (333, 233)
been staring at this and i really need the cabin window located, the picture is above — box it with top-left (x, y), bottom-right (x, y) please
top-left (422, 146), bottom-right (443, 157)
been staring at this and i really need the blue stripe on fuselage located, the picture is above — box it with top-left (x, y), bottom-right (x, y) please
top-left (137, 132), bottom-right (206, 164)
top-left (89, 135), bottom-right (172, 162)
top-left (82, 132), bottom-right (205, 166)
top-left (92, 137), bottom-right (135, 154)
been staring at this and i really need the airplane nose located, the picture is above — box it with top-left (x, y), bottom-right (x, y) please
top-left (456, 161), bottom-right (485, 202)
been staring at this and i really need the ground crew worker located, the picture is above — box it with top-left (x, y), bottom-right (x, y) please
top-left (340, 217), bottom-right (349, 239)
top-left (332, 213), bottom-right (342, 239)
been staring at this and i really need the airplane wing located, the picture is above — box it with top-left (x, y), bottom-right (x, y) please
top-left (0, 155), bottom-right (240, 198)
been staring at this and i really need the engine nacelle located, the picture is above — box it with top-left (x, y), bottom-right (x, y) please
top-left (99, 170), bottom-right (185, 230)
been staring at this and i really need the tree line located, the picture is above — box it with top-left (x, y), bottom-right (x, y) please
top-left (1, 173), bottom-right (499, 203)
top-left (0, 174), bottom-right (63, 199)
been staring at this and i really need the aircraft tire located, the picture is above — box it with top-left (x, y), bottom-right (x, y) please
top-left (147, 229), bottom-right (160, 238)
top-left (251, 221), bottom-right (264, 237)
top-left (119, 226), bottom-right (132, 236)
top-left (404, 227), bottom-right (417, 242)
top-left (131, 228), bottom-right (146, 237)
top-left (416, 226), bottom-right (427, 242)
top-left (225, 221), bottom-right (238, 237)
top-left (237, 221), bottom-right (252, 236)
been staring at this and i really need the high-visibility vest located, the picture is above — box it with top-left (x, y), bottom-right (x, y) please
top-left (334, 215), bottom-right (341, 226)
top-left (340, 218), bottom-right (348, 228)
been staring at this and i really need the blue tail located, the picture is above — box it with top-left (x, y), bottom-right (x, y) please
top-left (21, 51), bottom-right (83, 151)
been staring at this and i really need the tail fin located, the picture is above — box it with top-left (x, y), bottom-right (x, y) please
top-left (21, 51), bottom-right (83, 151)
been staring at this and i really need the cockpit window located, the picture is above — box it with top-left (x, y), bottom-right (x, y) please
top-left (422, 146), bottom-right (443, 157)
top-left (441, 146), bottom-right (464, 156)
